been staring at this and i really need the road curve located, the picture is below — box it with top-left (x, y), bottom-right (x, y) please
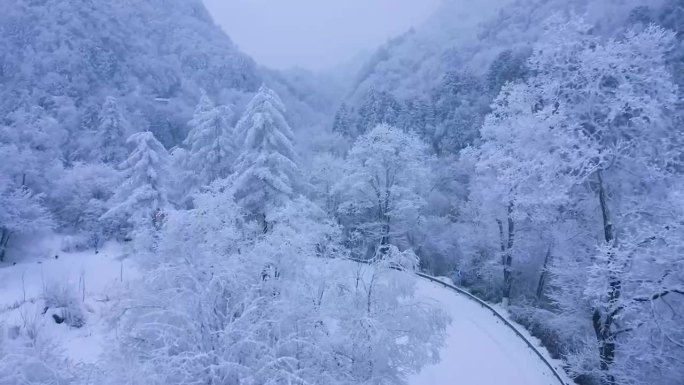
top-left (409, 278), bottom-right (568, 385)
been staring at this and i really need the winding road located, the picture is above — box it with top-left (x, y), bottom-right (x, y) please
top-left (409, 278), bottom-right (570, 385)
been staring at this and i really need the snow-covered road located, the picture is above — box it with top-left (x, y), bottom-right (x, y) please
top-left (409, 279), bottom-right (569, 385)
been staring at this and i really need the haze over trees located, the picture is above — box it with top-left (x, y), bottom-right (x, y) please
top-left (1, 1), bottom-right (683, 385)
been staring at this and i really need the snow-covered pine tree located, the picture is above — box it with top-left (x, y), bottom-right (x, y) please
top-left (102, 131), bottom-right (170, 239)
top-left (332, 103), bottom-right (355, 137)
top-left (96, 96), bottom-right (129, 164)
top-left (232, 85), bottom-right (300, 226)
top-left (183, 91), bottom-right (236, 187)
top-left (355, 88), bottom-right (402, 136)
top-left (431, 71), bottom-right (487, 154)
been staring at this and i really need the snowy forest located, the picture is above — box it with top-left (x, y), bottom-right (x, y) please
top-left (1, 0), bottom-right (683, 385)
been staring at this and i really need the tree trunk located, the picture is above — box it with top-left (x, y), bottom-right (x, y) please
top-left (535, 247), bottom-right (552, 303)
top-left (260, 213), bottom-right (270, 234)
top-left (378, 198), bottom-right (390, 254)
top-left (378, 174), bottom-right (391, 256)
top-left (594, 170), bottom-right (620, 385)
top-left (593, 309), bottom-right (617, 385)
top-left (597, 171), bottom-right (616, 246)
top-left (0, 227), bottom-right (11, 262)
top-left (497, 202), bottom-right (515, 308)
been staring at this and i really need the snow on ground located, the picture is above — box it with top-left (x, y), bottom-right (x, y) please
top-left (409, 278), bottom-right (572, 385)
top-left (1, 244), bottom-right (570, 384)
top-left (0, 238), bottom-right (140, 364)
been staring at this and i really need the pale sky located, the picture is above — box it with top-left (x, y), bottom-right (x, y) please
top-left (203, 0), bottom-right (442, 71)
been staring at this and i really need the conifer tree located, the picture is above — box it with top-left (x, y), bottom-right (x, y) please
top-left (96, 96), bottom-right (129, 164)
top-left (332, 103), bottom-right (355, 137)
top-left (232, 85), bottom-right (300, 224)
top-left (183, 92), bottom-right (236, 187)
top-left (102, 131), bottom-right (170, 237)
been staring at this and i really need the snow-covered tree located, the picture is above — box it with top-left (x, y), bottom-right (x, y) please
top-left (308, 152), bottom-right (346, 216)
top-left (469, 18), bottom-right (684, 384)
top-left (332, 102), bottom-right (356, 137)
top-left (232, 85), bottom-right (300, 224)
top-left (108, 189), bottom-right (447, 385)
top-left (485, 49), bottom-right (529, 95)
top-left (102, 131), bottom-right (170, 239)
top-left (0, 178), bottom-right (52, 262)
top-left (336, 124), bottom-right (433, 259)
top-left (95, 96), bottom-right (129, 164)
top-left (0, 324), bottom-right (79, 385)
top-left (0, 107), bottom-right (60, 261)
top-left (431, 71), bottom-right (489, 154)
top-left (0, 107), bottom-right (66, 195)
top-left (166, 146), bottom-right (195, 209)
top-left (354, 89), bottom-right (403, 136)
top-left (49, 163), bottom-right (120, 249)
top-left (183, 92), bottom-right (237, 187)
top-left (401, 97), bottom-right (436, 148)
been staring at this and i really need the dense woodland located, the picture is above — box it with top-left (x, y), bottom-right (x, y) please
top-left (1, 0), bottom-right (683, 384)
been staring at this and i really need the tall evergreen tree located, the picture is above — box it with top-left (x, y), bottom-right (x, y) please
top-left (96, 96), bottom-right (129, 164)
top-left (232, 85), bottom-right (300, 224)
top-left (355, 89), bottom-right (402, 136)
top-left (102, 131), bottom-right (169, 237)
top-left (183, 92), bottom-right (236, 187)
top-left (332, 103), bottom-right (356, 137)
top-left (431, 71), bottom-right (488, 154)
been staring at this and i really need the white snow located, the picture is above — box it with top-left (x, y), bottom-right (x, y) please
top-left (2, 243), bottom-right (571, 384)
top-left (409, 279), bottom-right (571, 385)
top-left (0, 238), bottom-right (140, 364)
top-left (0, 240), bottom-right (134, 308)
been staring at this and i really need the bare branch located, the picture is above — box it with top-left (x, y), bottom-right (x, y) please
top-left (634, 289), bottom-right (684, 303)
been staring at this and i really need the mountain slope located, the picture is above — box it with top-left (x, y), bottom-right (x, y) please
top-left (335, 0), bottom-right (672, 153)
top-left (0, 0), bottom-right (260, 148)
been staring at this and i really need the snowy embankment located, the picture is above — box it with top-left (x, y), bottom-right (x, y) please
top-left (0, 240), bottom-right (138, 364)
top-left (409, 278), bottom-right (572, 385)
top-left (2, 242), bottom-right (569, 384)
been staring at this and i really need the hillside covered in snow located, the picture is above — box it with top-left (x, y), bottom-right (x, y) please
top-left (2, 1), bottom-right (684, 385)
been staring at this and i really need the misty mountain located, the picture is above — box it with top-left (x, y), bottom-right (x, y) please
top-left (0, 0), bottom-right (340, 152)
top-left (0, 0), bottom-right (264, 149)
top-left (334, 0), bottom-right (677, 153)
top-left (1, 1), bottom-right (683, 385)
